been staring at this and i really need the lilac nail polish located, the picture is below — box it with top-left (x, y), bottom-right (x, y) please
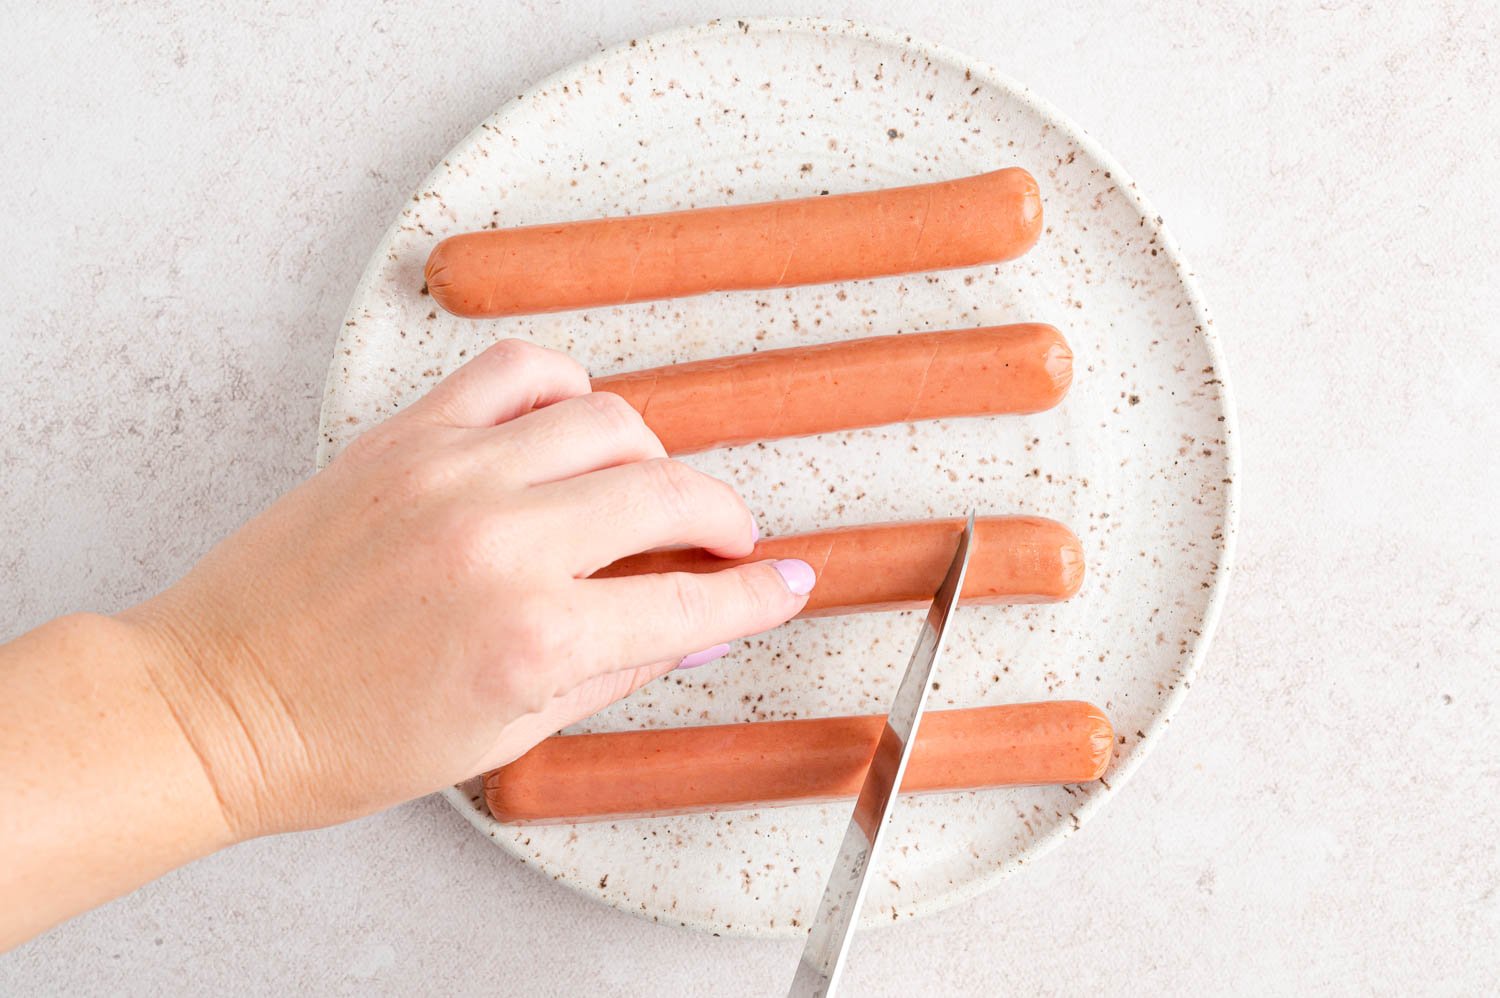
top-left (750, 518), bottom-right (761, 544)
top-left (773, 558), bottom-right (816, 596)
top-left (677, 643), bottom-right (732, 670)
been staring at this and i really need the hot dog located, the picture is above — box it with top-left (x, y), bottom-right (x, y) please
top-left (592, 516), bottom-right (1085, 617)
top-left (591, 324), bottom-right (1072, 454)
top-left (485, 701), bottom-right (1113, 824)
top-left (424, 168), bottom-right (1043, 317)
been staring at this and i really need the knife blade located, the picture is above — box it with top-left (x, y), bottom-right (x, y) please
top-left (788, 510), bottom-right (977, 997)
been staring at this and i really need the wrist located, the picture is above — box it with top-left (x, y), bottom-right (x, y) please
top-left (116, 595), bottom-right (295, 843)
top-left (0, 611), bottom-right (237, 945)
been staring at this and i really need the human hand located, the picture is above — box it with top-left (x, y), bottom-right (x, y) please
top-left (120, 340), bottom-right (815, 840)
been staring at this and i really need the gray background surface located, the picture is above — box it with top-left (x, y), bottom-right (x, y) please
top-left (2, 2), bottom-right (1496, 994)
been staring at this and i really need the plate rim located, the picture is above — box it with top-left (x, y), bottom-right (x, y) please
top-left (321, 15), bottom-right (1242, 938)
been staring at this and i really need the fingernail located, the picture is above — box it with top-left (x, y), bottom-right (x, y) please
top-left (772, 558), bottom-right (816, 596)
top-left (750, 519), bottom-right (761, 544)
top-left (677, 643), bottom-right (732, 670)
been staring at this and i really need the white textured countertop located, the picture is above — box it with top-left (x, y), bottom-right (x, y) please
top-left (2, 3), bottom-right (1495, 994)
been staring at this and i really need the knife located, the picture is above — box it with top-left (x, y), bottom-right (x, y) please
top-left (788, 510), bottom-right (977, 997)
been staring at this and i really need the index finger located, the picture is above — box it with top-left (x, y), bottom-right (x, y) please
top-left (408, 339), bottom-right (591, 428)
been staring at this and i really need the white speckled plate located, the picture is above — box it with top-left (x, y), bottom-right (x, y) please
top-left (317, 18), bottom-right (1238, 936)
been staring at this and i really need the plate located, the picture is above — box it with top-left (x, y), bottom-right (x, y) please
top-left (316, 17), bottom-right (1238, 937)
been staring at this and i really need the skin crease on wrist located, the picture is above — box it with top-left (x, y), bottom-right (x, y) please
top-left (0, 339), bottom-right (816, 950)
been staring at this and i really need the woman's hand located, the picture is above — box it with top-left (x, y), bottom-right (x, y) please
top-left (3, 338), bottom-right (814, 947)
top-left (120, 339), bottom-right (815, 840)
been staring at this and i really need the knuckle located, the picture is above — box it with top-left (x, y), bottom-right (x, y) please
top-left (405, 452), bottom-right (460, 498)
top-left (580, 391), bottom-right (646, 437)
top-left (735, 567), bottom-right (783, 621)
top-left (502, 613), bottom-right (570, 704)
top-left (509, 616), bottom-right (555, 661)
top-left (432, 506), bottom-right (490, 558)
top-left (641, 459), bottom-right (704, 519)
top-left (488, 664), bottom-right (553, 716)
top-left (469, 339), bottom-right (541, 388)
top-left (667, 573), bottom-right (714, 632)
top-left (483, 338), bottom-right (539, 369)
top-left (705, 475), bottom-right (744, 515)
